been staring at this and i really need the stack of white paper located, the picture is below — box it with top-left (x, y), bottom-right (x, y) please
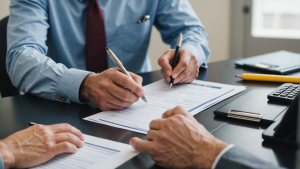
top-left (84, 79), bottom-right (246, 134)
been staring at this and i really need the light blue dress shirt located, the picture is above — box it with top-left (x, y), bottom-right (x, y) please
top-left (0, 154), bottom-right (3, 169)
top-left (7, 0), bottom-right (210, 104)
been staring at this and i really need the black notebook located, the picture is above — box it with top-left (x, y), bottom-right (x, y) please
top-left (214, 88), bottom-right (290, 124)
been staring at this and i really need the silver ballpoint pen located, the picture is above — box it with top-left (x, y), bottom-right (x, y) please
top-left (106, 47), bottom-right (148, 103)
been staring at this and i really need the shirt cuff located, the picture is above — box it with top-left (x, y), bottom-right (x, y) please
top-left (0, 154), bottom-right (4, 169)
top-left (56, 68), bottom-right (92, 104)
top-left (181, 43), bottom-right (207, 68)
top-left (211, 144), bottom-right (235, 169)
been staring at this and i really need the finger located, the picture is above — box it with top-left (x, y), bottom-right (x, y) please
top-left (106, 87), bottom-right (136, 106)
top-left (162, 109), bottom-right (173, 118)
top-left (54, 133), bottom-right (84, 148)
top-left (101, 101), bottom-right (127, 111)
top-left (177, 75), bottom-right (193, 84)
top-left (161, 69), bottom-right (170, 83)
top-left (130, 137), bottom-right (152, 154)
top-left (173, 68), bottom-right (192, 84)
top-left (129, 72), bottom-right (143, 87)
top-left (158, 50), bottom-right (173, 77)
top-left (50, 124), bottom-right (84, 141)
top-left (111, 71), bottom-right (144, 97)
top-left (107, 82), bottom-right (139, 103)
top-left (174, 66), bottom-right (193, 84)
top-left (51, 141), bottom-right (78, 155)
top-left (177, 60), bottom-right (199, 84)
top-left (149, 119), bottom-right (163, 130)
top-left (106, 101), bottom-right (134, 110)
top-left (146, 129), bottom-right (158, 141)
top-left (172, 51), bottom-right (191, 79)
top-left (162, 106), bottom-right (190, 118)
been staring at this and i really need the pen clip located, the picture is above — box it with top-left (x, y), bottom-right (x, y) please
top-left (138, 15), bottom-right (150, 23)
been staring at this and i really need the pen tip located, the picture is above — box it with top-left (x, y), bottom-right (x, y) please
top-left (235, 75), bottom-right (238, 77)
top-left (142, 96), bottom-right (148, 103)
top-left (106, 46), bottom-right (109, 50)
top-left (170, 83), bottom-right (173, 88)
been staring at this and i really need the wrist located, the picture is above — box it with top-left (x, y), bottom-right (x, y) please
top-left (0, 140), bottom-right (15, 169)
top-left (79, 73), bottom-right (96, 101)
top-left (194, 138), bottom-right (229, 169)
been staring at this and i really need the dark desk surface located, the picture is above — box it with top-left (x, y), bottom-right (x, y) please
top-left (0, 59), bottom-right (299, 169)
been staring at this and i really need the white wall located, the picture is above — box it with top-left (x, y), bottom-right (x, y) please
top-left (0, 0), bottom-right (10, 20)
top-left (0, 0), bottom-right (232, 71)
top-left (149, 0), bottom-right (232, 70)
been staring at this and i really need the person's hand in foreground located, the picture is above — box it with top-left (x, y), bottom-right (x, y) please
top-left (80, 68), bottom-right (144, 111)
top-left (130, 106), bottom-right (229, 169)
top-left (0, 123), bottom-right (84, 169)
top-left (159, 49), bottom-right (199, 84)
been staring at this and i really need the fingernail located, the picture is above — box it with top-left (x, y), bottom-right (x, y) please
top-left (129, 139), bottom-right (134, 147)
top-left (173, 73), bottom-right (178, 78)
top-left (139, 90), bottom-right (144, 97)
top-left (166, 70), bottom-right (171, 76)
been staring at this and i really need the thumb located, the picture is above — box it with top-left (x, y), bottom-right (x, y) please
top-left (130, 137), bottom-right (151, 153)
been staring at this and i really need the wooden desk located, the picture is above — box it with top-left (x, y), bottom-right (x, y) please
top-left (0, 59), bottom-right (298, 169)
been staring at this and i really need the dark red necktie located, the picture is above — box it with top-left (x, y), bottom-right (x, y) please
top-left (86, 0), bottom-right (108, 73)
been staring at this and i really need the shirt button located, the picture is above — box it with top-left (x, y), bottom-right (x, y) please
top-left (58, 95), bottom-right (66, 101)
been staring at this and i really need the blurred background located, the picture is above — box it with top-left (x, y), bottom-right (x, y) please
top-left (0, 0), bottom-right (299, 71)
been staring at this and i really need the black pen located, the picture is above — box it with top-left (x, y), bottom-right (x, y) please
top-left (28, 122), bottom-right (37, 126)
top-left (170, 33), bottom-right (183, 88)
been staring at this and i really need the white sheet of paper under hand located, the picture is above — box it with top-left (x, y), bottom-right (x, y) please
top-left (30, 134), bottom-right (139, 169)
top-left (84, 79), bottom-right (246, 134)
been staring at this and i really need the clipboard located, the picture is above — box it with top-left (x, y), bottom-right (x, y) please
top-left (235, 51), bottom-right (300, 74)
top-left (214, 88), bottom-right (290, 124)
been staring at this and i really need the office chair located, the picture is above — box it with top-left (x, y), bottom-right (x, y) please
top-left (0, 16), bottom-right (19, 98)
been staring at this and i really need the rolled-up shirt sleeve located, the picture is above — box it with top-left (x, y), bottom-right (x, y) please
top-left (7, 0), bottom-right (91, 104)
top-left (154, 0), bottom-right (210, 68)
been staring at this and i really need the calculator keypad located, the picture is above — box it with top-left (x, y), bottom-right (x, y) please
top-left (268, 83), bottom-right (299, 103)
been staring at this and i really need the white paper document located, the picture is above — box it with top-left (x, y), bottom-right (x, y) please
top-left (84, 79), bottom-right (246, 134)
top-left (31, 134), bottom-right (138, 169)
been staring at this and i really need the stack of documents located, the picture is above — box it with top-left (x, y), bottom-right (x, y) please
top-left (84, 79), bottom-right (246, 134)
top-left (31, 134), bottom-right (138, 169)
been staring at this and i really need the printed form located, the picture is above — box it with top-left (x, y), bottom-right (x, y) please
top-left (30, 134), bottom-right (138, 169)
top-left (84, 79), bottom-right (246, 134)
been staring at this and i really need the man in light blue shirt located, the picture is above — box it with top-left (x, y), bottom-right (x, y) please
top-left (7, 0), bottom-right (210, 110)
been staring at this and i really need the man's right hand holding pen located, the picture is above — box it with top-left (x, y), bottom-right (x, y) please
top-left (79, 68), bottom-right (145, 111)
